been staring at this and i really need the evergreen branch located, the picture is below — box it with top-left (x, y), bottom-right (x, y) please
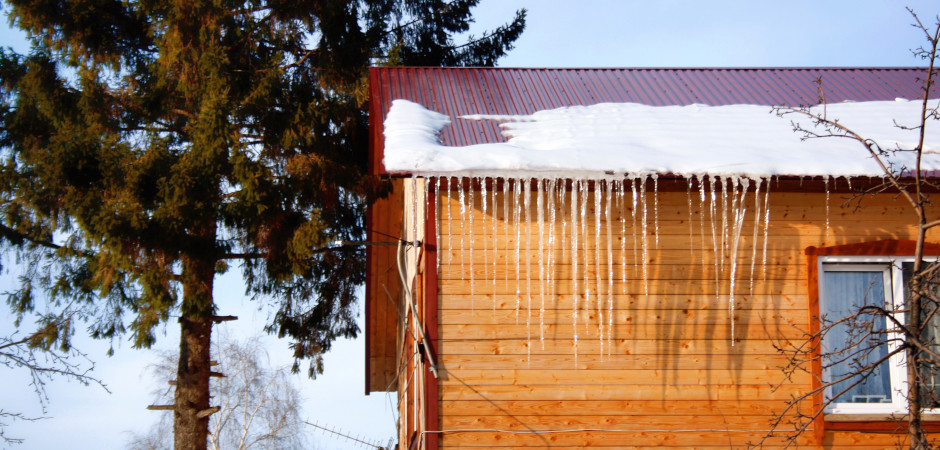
top-left (282, 49), bottom-right (318, 70)
top-left (170, 109), bottom-right (194, 119)
top-left (220, 252), bottom-right (266, 260)
top-left (220, 241), bottom-right (395, 260)
top-left (0, 223), bottom-right (61, 251)
top-left (230, 6), bottom-right (271, 16)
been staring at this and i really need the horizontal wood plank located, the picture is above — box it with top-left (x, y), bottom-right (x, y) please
top-left (439, 294), bottom-right (807, 311)
top-left (438, 353), bottom-right (794, 371)
top-left (438, 368), bottom-right (805, 387)
top-left (436, 338), bottom-right (787, 356)
top-left (437, 323), bottom-right (805, 341)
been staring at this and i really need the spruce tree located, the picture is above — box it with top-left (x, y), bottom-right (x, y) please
top-left (0, 1), bottom-right (524, 448)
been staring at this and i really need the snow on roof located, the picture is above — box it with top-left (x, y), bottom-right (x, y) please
top-left (383, 98), bottom-right (940, 179)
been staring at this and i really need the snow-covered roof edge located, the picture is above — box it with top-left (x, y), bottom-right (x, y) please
top-left (383, 99), bottom-right (940, 179)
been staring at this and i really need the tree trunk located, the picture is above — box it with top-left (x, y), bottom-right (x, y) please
top-left (175, 315), bottom-right (213, 450)
top-left (908, 228), bottom-right (928, 449)
top-left (174, 253), bottom-right (216, 450)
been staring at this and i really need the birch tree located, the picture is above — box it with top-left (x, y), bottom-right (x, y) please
top-left (127, 333), bottom-right (307, 450)
top-left (764, 9), bottom-right (940, 449)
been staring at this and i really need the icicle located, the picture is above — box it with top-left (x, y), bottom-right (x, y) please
top-left (698, 174), bottom-right (708, 295)
top-left (727, 178), bottom-right (749, 346)
top-left (514, 179), bottom-right (522, 323)
top-left (652, 173), bottom-right (660, 247)
top-left (434, 177), bottom-right (441, 272)
top-left (537, 178), bottom-right (546, 347)
top-left (411, 176), bottom-right (418, 246)
top-left (481, 177), bottom-right (488, 292)
top-left (558, 181), bottom-right (568, 306)
top-left (687, 177), bottom-right (695, 261)
top-left (618, 180), bottom-right (627, 297)
top-left (749, 178), bottom-right (763, 294)
top-left (604, 179), bottom-right (614, 359)
top-left (761, 177), bottom-right (772, 285)
top-left (467, 178), bottom-right (474, 309)
top-left (570, 180), bottom-right (580, 366)
top-left (445, 177), bottom-right (453, 267)
top-left (594, 180), bottom-right (604, 355)
top-left (708, 176), bottom-right (720, 301)
top-left (718, 176), bottom-right (729, 280)
top-left (520, 178), bottom-right (532, 361)
top-left (503, 178), bottom-right (511, 291)
top-left (631, 178), bottom-right (639, 283)
top-left (580, 180), bottom-right (590, 332)
top-left (423, 176), bottom-right (429, 240)
top-left (824, 175), bottom-right (831, 238)
top-left (492, 177), bottom-right (499, 309)
top-left (546, 178), bottom-right (557, 349)
top-left (639, 176), bottom-right (649, 297)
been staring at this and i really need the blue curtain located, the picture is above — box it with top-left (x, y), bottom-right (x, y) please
top-left (824, 270), bottom-right (892, 404)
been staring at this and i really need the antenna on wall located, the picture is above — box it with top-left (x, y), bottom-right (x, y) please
top-left (304, 421), bottom-right (390, 449)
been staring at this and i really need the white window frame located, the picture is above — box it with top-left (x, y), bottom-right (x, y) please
top-left (818, 257), bottom-right (907, 415)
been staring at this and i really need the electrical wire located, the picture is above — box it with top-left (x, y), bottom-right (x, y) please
top-left (395, 237), bottom-right (438, 378)
top-left (422, 428), bottom-right (777, 435)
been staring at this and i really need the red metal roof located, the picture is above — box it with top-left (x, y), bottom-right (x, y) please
top-left (369, 67), bottom-right (939, 175)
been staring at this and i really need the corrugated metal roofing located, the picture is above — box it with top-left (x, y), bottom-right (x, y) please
top-left (369, 67), bottom-right (939, 175)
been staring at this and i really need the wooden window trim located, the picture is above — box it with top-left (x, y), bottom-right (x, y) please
top-left (805, 240), bottom-right (940, 441)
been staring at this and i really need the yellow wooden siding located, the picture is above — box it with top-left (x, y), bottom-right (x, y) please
top-left (366, 178), bottom-right (404, 392)
top-left (419, 182), bottom-right (938, 448)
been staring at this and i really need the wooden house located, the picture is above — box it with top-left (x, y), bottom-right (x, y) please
top-left (365, 67), bottom-right (940, 448)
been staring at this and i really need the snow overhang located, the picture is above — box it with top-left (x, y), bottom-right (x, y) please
top-left (383, 99), bottom-right (940, 180)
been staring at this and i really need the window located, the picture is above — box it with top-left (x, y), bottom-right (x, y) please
top-left (819, 256), bottom-right (940, 415)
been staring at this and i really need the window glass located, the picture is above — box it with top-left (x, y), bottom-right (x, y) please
top-left (822, 269), bottom-right (892, 404)
top-left (902, 262), bottom-right (940, 407)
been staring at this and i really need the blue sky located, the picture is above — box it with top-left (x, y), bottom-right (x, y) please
top-left (2, 1), bottom-right (940, 449)
top-left (472, 0), bottom-right (940, 68)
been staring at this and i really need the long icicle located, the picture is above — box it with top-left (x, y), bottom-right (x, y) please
top-left (514, 179), bottom-right (522, 324)
top-left (698, 174), bottom-right (708, 297)
top-left (728, 178), bottom-right (749, 346)
top-left (594, 179), bottom-right (604, 356)
top-left (546, 178), bottom-right (557, 350)
top-left (604, 179), bottom-right (615, 359)
top-left (492, 177), bottom-right (499, 309)
top-left (652, 173), bottom-right (660, 248)
top-left (481, 177), bottom-right (488, 297)
top-left (503, 178), bottom-right (511, 291)
top-left (445, 177), bottom-right (452, 267)
top-left (619, 180), bottom-right (627, 298)
top-left (749, 177), bottom-right (762, 295)
top-left (571, 180), bottom-right (580, 366)
top-left (434, 177), bottom-right (441, 272)
top-left (631, 178), bottom-right (639, 285)
top-left (708, 176), bottom-right (720, 302)
top-left (761, 178), bottom-right (772, 286)
top-left (537, 178), bottom-right (546, 348)
top-left (458, 178), bottom-right (466, 278)
top-left (640, 176), bottom-right (649, 298)
top-left (523, 177), bottom-right (532, 362)
top-left (718, 176), bottom-right (728, 283)
top-left (466, 177), bottom-right (474, 310)
top-left (824, 175), bottom-right (831, 239)
top-left (688, 176), bottom-right (695, 261)
top-left (580, 180), bottom-right (590, 335)
top-left (411, 176), bottom-right (418, 250)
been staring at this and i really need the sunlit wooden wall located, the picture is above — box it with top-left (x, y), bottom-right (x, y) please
top-left (421, 177), bottom-right (937, 449)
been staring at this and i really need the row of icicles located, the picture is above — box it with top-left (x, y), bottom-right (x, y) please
top-left (412, 175), bottom-right (820, 363)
